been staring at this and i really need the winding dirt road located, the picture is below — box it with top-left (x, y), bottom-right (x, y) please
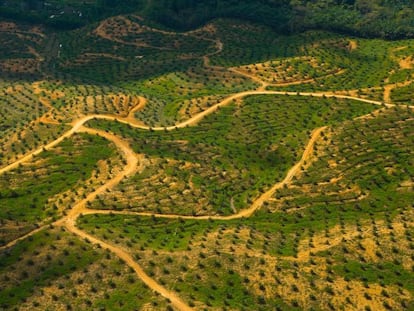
top-left (229, 67), bottom-right (347, 91)
top-left (54, 126), bottom-right (140, 228)
top-left (79, 126), bottom-right (326, 221)
top-left (1, 123), bottom-right (193, 310)
top-left (66, 222), bottom-right (193, 311)
top-left (0, 90), bottom-right (391, 177)
top-left (3, 25), bottom-right (414, 310)
top-left (0, 89), bottom-right (387, 311)
top-left (56, 128), bottom-right (191, 311)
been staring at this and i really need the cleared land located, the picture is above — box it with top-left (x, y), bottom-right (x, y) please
top-left (0, 16), bottom-right (413, 311)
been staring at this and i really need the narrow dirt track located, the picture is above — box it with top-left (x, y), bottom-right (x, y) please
top-left (229, 67), bottom-right (346, 90)
top-left (383, 80), bottom-right (413, 103)
top-left (54, 126), bottom-right (140, 227)
top-left (0, 122), bottom-right (328, 250)
top-left (59, 127), bottom-right (193, 311)
top-left (0, 118), bottom-right (87, 175)
top-left (75, 126), bottom-right (326, 221)
top-left (0, 92), bottom-right (346, 310)
top-left (0, 225), bottom-right (49, 250)
top-left (3, 109), bottom-right (323, 309)
top-left (228, 67), bottom-right (269, 90)
top-left (150, 91), bottom-right (389, 131)
top-left (0, 90), bottom-right (393, 177)
top-left (2, 27), bottom-right (414, 310)
top-left (4, 124), bottom-right (193, 310)
top-left (127, 96), bottom-right (147, 119)
top-left (65, 223), bottom-right (193, 311)
top-left (0, 126), bottom-right (140, 249)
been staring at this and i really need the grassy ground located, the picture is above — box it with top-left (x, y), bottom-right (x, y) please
top-left (1, 15), bottom-right (413, 311)
top-left (86, 95), bottom-right (377, 216)
top-left (55, 16), bottom-right (215, 84)
top-left (0, 227), bottom-right (169, 310)
top-left (0, 133), bottom-right (115, 246)
top-left (133, 68), bottom-right (257, 127)
top-left (79, 106), bottom-right (414, 310)
top-left (391, 82), bottom-right (414, 105)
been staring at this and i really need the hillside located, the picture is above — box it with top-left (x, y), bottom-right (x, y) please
top-left (0, 9), bottom-right (413, 311)
top-left (1, 0), bottom-right (414, 38)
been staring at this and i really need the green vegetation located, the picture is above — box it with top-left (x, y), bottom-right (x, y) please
top-left (0, 133), bottom-right (115, 245)
top-left (0, 0), bottom-right (146, 29)
top-left (133, 69), bottom-right (257, 126)
top-left (78, 106), bottom-right (414, 310)
top-left (0, 227), bottom-right (168, 310)
top-left (3, 0), bottom-right (414, 39)
top-left (391, 82), bottom-right (414, 105)
top-left (270, 106), bottom-right (414, 213)
top-left (0, 82), bottom-right (46, 133)
top-left (334, 261), bottom-right (414, 292)
top-left (1, 10), bottom-right (414, 311)
top-left (86, 95), bottom-right (377, 215)
top-left (263, 35), bottom-right (414, 92)
top-left (0, 24), bottom-right (44, 80)
top-left (55, 17), bottom-right (215, 83)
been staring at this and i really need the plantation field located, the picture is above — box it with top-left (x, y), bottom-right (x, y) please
top-left (0, 133), bottom-right (116, 246)
top-left (79, 107), bottom-right (414, 310)
top-left (0, 21), bottom-right (45, 80)
top-left (86, 95), bottom-right (377, 216)
top-left (0, 15), bottom-right (413, 311)
top-left (0, 227), bottom-right (169, 310)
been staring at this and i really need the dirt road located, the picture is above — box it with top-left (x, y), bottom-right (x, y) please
top-left (0, 90), bottom-right (392, 177)
top-left (2, 40), bottom-right (413, 310)
top-left (1, 123), bottom-right (193, 310)
top-left (59, 126), bottom-right (193, 310)
top-left (66, 222), bottom-right (193, 310)
top-left (54, 126), bottom-right (140, 227)
top-left (75, 126), bottom-right (326, 221)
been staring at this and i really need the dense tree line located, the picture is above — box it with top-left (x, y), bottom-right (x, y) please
top-left (1, 0), bottom-right (414, 38)
top-left (0, 0), bottom-right (146, 29)
top-left (143, 0), bottom-right (292, 32)
top-left (291, 0), bottom-right (414, 39)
